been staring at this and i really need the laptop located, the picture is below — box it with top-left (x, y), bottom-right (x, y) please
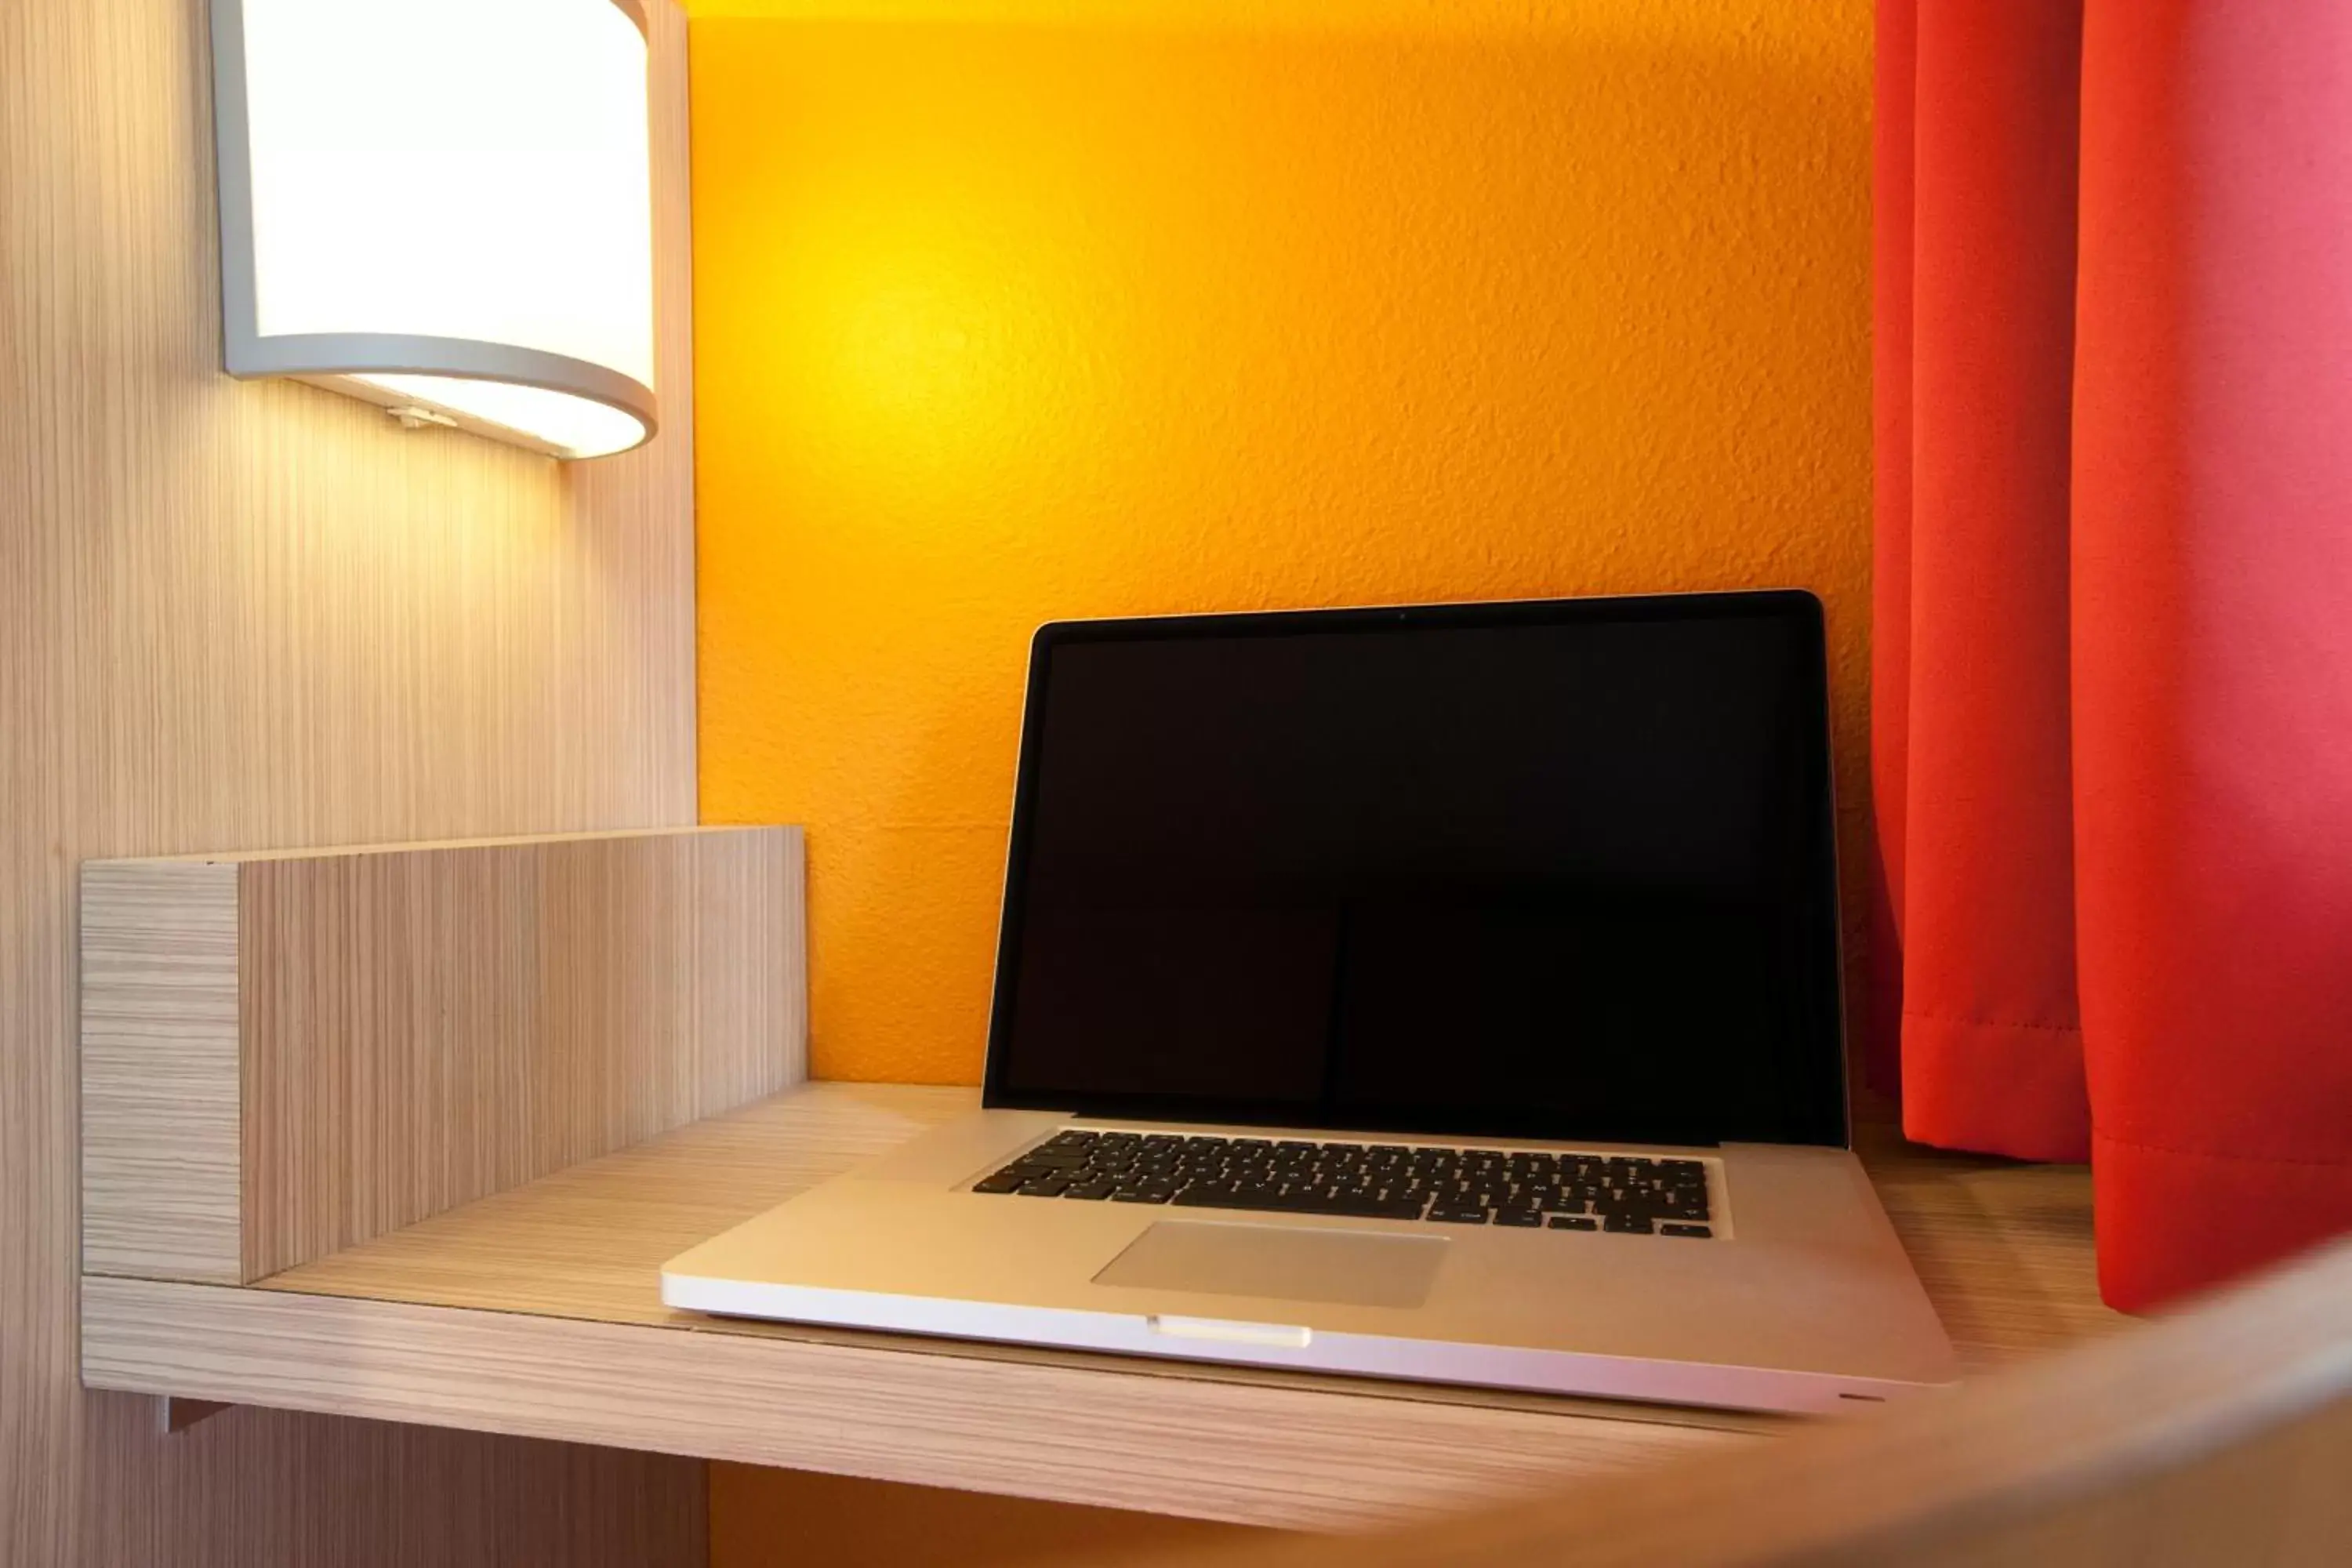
top-left (662, 591), bottom-right (1959, 1414)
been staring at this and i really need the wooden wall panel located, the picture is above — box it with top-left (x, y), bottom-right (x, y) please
top-left (2, 0), bottom-right (709, 1562)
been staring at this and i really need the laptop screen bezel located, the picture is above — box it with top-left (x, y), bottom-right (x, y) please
top-left (978, 590), bottom-right (1852, 1149)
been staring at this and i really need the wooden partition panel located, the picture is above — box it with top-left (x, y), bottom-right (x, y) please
top-left (1, 0), bottom-right (712, 1561)
top-left (82, 829), bottom-right (806, 1285)
top-left (80, 861), bottom-right (248, 1283)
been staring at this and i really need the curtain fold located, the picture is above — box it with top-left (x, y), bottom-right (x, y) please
top-left (1864, 0), bottom-right (1913, 1105)
top-left (1875, 0), bottom-right (2352, 1311)
top-left (1896, 0), bottom-right (2091, 1163)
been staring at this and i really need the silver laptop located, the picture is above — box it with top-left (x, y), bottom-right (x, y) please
top-left (664, 593), bottom-right (1958, 1414)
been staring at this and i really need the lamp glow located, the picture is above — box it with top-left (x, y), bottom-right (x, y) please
top-left (213, 0), bottom-right (657, 459)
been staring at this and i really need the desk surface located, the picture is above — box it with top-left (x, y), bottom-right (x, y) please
top-left (82, 1083), bottom-right (2129, 1530)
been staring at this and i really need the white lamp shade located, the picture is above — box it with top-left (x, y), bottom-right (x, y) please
top-left (213, 0), bottom-right (657, 459)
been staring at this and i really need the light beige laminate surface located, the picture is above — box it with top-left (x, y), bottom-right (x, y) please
top-left (83, 826), bottom-right (806, 1283)
top-left (2, 0), bottom-right (709, 1561)
top-left (1854, 1121), bottom-right (2128, 1375)
top-left (78, 859), bottom-right (246, 1283)
top-left (82, 1083), bottom-right (2129, 1532)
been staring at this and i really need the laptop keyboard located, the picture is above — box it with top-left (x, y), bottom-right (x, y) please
top-left (971, 1129), bottom-right (1715, 1236)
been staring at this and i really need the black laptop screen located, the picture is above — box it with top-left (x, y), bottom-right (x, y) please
top-left (982, 593), bottom-right (1847, 1148)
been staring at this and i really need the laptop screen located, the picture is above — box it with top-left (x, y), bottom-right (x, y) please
top-left (982, 592), bottom-right (1848, 1149)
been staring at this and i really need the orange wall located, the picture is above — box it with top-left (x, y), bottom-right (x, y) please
top-left (693, 0), bottom-right (1875, 1092)
top-left (691, 1), bottom-right (1870, 1551)
top-left (707, 1466), bottom-right (1260, 1568)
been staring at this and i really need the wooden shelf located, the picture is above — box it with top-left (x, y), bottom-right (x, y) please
top-left (81, 1081), bottom-right (2130, 1533)
top-left (74, 828), bottom-right (2128, 1530)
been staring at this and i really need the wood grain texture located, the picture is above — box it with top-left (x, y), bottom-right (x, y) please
top-left (234, 826), bottom-right (804, 1278)
top-left (82, 826), bottom-right (803, 1284)
top-left (1, 0), bottom-right (706, 1561)
top-left (79, 1083), bottom-right (2132, 1531)
top-left (79, 860), bottom-right (245, 1282)
top-left (1104, 1235), bottom-right (2352, 1568)
top-left (84, 1272), bottom-right (1748, 1534)
top-left (1855, 1121), bottom-right (2129, 1374)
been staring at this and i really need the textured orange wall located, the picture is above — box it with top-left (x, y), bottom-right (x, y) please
top-left (690, 2), bottom-right (1872, 1561)
top-left (691, 0), bottom-right (1874, 1083)
top-left (706, 1466), bottom-right (1260, 1568)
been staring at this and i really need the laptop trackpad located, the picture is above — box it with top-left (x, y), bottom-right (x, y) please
top-left (1094, 1221), bottom-right (1446, 1309)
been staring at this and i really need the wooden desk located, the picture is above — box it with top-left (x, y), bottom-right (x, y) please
top-left (81, 1082), bottom-right (2128, 1531)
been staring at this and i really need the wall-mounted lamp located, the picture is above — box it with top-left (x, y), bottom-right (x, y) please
top-left (210, 0), bottom-right (657, 459)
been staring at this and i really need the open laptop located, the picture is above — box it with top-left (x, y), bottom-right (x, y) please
top-left (663, 592), bottom-right (1959, 1414)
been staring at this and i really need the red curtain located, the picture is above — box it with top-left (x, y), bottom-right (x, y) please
top-left (1874, 0), bottom-right (2352, 1312)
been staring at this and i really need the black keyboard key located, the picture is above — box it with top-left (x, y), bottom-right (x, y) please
top-left (1065, 1181), bottom-right (1116, 1200)
top-left (1548, 1215), bottom-right (1599, 1231)
top-left (1018, 1178), bottom-right (1070, 1197)
top-left (1180, 1182), bottom-right (1236, 1203)
top-left (1661, 1223), bottom-right (1713, 1238)
top-left (1545, 1199), bottom-right (1588, 1216)
top-left (1171, 1187), bottom-right (1422, 1220)
top-left (1428, 1207), bottom-right (1490, 1225)
top-left (1112, 1189), bottom-right (1171, 1203)
top-left (1019, 1150), bottom-right (1091, 1171)
top-left (1602, 1214), bottom-right (1654, 1233)
top-left (1312, 1194), bottom-right (1424, 1220)
top-left (1493, 1210), bottom-right (1542, 1227)
top-left (972, 1173), bottom-right (1023, 1194)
